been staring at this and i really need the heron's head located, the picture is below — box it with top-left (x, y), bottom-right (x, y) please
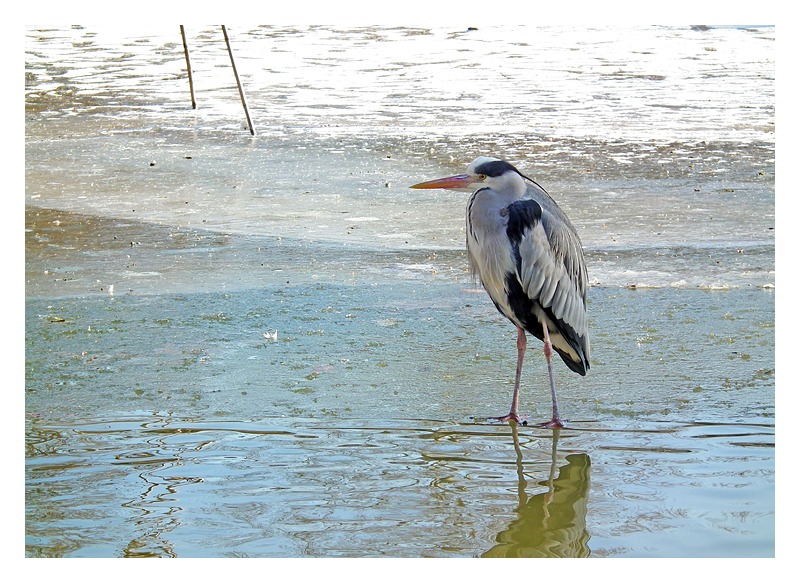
top-left (411, 156), bottom-right (527, 198)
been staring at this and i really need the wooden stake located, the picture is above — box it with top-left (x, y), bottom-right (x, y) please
top-left (222, 25), bottom-right (256, 136)
top-left (179, 25), bottom-right (196, 109)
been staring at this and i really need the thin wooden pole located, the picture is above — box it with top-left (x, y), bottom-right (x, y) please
top-left (222, 25), bottom-right (256, 136)
top-left (180, 25), bottom-right (196, 109)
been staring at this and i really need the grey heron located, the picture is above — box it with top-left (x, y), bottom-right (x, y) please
top-left (411, 157), bottom-right (590, 427)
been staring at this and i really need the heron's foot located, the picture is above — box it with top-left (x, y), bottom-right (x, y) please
top-left (489, 412), bottom-right (529, 426)
top-left (537, 416), bottom-right (565, 429)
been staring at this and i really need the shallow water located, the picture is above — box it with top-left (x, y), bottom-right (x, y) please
top-left (26, 415), bottom-right (772, 558)
top-left (25, 25), bottom-right (774, 557)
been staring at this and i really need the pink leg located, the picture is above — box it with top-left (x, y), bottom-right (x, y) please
top-left (539, 323), bottom-right (565, 428)
top-left (494, 327), bottom-right (527, 424)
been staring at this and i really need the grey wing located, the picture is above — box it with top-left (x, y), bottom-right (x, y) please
top-left (514, 203), bottom-right (590, 361)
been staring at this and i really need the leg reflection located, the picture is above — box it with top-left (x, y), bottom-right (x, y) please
top-left (483, 426), bottom-right (591, 558)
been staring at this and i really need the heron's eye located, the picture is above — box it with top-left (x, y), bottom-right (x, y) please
top-left (478, 174), bottom-right (487, 180)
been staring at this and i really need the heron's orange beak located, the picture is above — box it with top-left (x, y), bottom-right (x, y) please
top-left (410, 174), bottom-right (476, 190)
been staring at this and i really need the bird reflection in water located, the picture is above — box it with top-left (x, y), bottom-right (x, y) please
top-left (483, 426), bottom-right (591, 558)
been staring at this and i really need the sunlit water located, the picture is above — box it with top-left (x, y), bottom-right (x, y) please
top-left (25, 25), bottom-right (774, 557)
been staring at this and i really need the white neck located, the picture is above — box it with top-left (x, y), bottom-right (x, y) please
top-left (485, 171), bottom-right (527, 200)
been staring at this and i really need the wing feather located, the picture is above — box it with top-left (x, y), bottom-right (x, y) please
top-left (506, 197), bottom-right (590, 370)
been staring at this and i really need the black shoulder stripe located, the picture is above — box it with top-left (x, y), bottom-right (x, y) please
top-left (506, 199), bottom-right (542, 247)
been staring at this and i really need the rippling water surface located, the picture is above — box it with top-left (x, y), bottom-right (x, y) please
top-left (25, 25), bottom-right (774, 557)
